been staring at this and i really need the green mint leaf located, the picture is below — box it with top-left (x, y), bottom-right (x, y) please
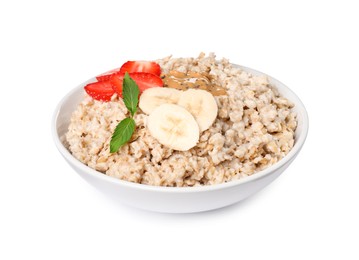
top-left (123, 72), bottom-right (139, 116)
top-left (110, 117), bottom-right (136, 153)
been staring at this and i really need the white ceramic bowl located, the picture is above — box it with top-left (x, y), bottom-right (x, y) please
top-left (52, 65), bottom-right (309, 213)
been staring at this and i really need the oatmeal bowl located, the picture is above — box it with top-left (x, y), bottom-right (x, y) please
top-left (52, 53), bottom-right (308, 213)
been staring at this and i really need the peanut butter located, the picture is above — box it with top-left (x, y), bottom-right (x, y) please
top-left (161, 70), bottom-right (226, 96)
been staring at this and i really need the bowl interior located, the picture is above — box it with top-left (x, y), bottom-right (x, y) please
top-left (53, 65), bottom-right (308, 191)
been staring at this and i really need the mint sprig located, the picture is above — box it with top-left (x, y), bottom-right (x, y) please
top-left (110, 118), bottom-right (135, 153)
top-left (122, 72), bottom-right (139, 116)
top-left (110, 73), bottom-right (139, 153)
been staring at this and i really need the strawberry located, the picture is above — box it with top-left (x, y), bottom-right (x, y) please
top-left (130, 72), bottom-right (163, 92)
top-left (96, 67), bottom-right (122, 82)
top-left (119, 61), bottom-right (161, 76)
top-left (110, 72), bottom-right (163, 96)
top-left (109, 74), bottom-right (125, 97)
top-left (84, 81), bottom-right (115, 101)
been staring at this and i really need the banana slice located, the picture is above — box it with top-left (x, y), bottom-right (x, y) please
top-left (177, 89), bottom-right (218, 132)
top-left (139, 87), bottom-right (181, 114)
top-left (147, 104), bottom-right (199, 151)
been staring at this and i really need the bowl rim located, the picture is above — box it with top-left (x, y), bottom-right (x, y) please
top-left (52, 64), bottom-right (309, 193)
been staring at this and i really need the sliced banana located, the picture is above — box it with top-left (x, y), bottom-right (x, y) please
top-left (139, 87), bottom-right (181, 114)
top-left (147, 104), bottom-right (199, 151)
top-left (177, 89), bottom-right (218, 132)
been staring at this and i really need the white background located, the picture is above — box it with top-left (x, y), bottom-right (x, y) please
top-left (1, 0), bottom-right (358, 259)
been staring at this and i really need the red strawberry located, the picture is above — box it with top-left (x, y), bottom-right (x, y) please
top-left (119, 61), bottom-right (161, 76)
top-left (96, 67), bottom-right (122, 81)
top-left (84, 81), bottom-right (115, 101)
top-left (130, 72), bottom-right (163, 92)
top-left (109, 74), bottom-right (125, 97)
top-left (110, 72), bottom-right (163, 96)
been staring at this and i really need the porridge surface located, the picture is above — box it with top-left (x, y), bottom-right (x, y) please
top-left (66, 53), bottom-right (297, 187)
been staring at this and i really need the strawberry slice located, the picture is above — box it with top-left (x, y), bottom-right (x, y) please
top-left (130, 72), bottom-right (163, 92)
top-left (109, 74), bottom-right (125, 98)
top-left (110, 72), bottom-right (163, 96)
top-left (84, 81), bottom-right (115, 101)
top-left (119, 61), bottom-right (161, 76)
top-left (96, 67), bottom-right (122, 82)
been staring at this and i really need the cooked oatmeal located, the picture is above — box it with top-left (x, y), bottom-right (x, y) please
top-left (65, 53), bottom-right (297, 187)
